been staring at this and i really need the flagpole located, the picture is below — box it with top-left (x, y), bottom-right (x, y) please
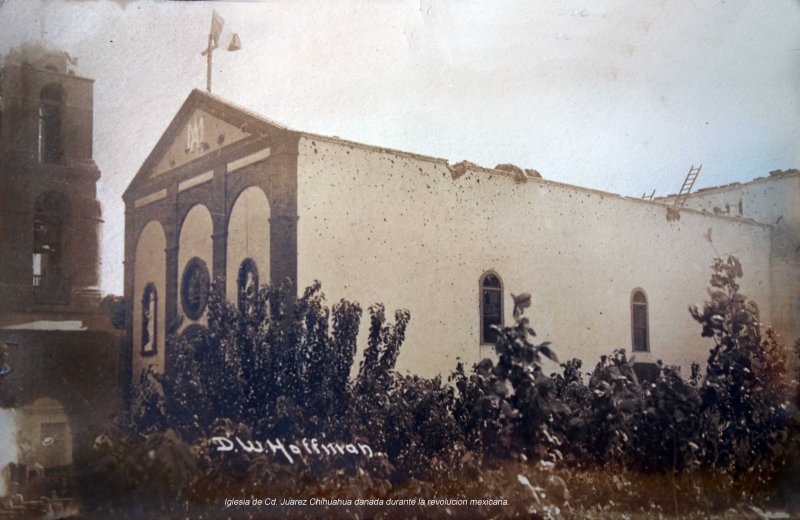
top-left (204, 10), bottom-right (241, 92)
top-left (206, 33), bottom-right (213, 93)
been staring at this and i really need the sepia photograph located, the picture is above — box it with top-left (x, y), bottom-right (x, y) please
top-left (0, 0), bottom-right (798, 518)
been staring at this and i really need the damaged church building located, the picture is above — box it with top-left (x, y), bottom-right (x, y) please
top-left (123, 89), bottom-right (799, 386)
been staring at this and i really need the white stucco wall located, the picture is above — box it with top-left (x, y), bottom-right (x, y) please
top-left (296, 136), bottom-right (775, 379)
top-left (225, 186), bottom-right (271, 307)
top-left (668, 172), bottom-right (800, 344)
top-left (178, 204), bottom-right (213, 331)
top-left (674, 172), bottom-right (800, 231)
top-left (133, 219), bottom-right (167, 377)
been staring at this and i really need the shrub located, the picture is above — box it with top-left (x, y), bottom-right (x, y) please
top-left (84, 256), bottom-right (798, 516)
top-left (451, 296), bottom-right (568, 462)
top-left (632, 363), bottom-right (703, 473)
top-left (126, 279), bottom-right (467, 486)
top-left (582, 349), bottom-right (642, 465)
top-left (690, 256), bottom-right (792, 476)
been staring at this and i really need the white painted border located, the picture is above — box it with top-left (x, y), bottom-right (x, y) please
top-left (227, 147), bottom-right (271, 173)
top-left (134, 189), bottom-right (168, 208)
top-left (178, 170), bottom-right (214, 192)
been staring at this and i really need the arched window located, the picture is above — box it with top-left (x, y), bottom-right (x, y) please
top-left (33, 191), bottom-right (69, 302)
top-left (631, 289), bottom-right (649, 352)
top-left (141, 284), bottom-right (158, 356)
top-left (237, 258), bottom-right (259, 313)
top-left (480, 272), bottom-right (503, 344)
top-left (39, 84), bottom-right (64, 164)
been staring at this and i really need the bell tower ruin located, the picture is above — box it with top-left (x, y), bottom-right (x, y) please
top-left (0, 41), bottom-right (102, 325)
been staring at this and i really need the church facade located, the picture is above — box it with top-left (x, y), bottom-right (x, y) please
top-left (123, 89), bottom-right (798, 384)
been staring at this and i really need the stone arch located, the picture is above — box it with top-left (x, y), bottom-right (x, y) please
top-left (178, 204), bottom-right (213, 330)
top-left (133, 220), bottom-right (167, 378)
top-left (225, 186), bottom-right (271, 305)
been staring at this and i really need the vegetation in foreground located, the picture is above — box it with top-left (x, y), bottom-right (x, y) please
top-left (69, 256), bottom-right (800, 518)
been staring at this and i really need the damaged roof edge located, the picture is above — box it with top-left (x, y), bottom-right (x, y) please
top-left (441, 160), bottom-right (772, 228)
top-left (301, 133), bottom-right (546, 186)
top-left (196, 93), bottom-right (780, 232)
top-left (656, 169), bottom-right (800, 200)
top-left (297, 136), bottom-right (773, 227)
top-left (299, 131), bottom-right (450, 166)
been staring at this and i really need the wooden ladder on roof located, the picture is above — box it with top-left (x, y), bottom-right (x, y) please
top-left (673, 164), bottom-right (702, 207)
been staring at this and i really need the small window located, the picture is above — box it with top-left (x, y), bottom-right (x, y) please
top-left (237, 258), bottom-right (259, 313)
top-left (480, 272), bottom-right (503, 344)
top-left (631, 289), bottom-right (649, 352)
top-left (141, 284), bottom-right (158, 356)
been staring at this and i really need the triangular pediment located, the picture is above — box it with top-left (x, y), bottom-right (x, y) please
top-left (125, 90), bottom-right (292, 199)
top-left (152, 108), bottom-right (249, 176)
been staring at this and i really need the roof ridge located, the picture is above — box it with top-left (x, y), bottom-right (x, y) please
top-left (192, 88), bottom-right (294, 132)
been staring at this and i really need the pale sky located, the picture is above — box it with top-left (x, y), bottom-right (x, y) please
top-left (1, 0), bottom-right (798, 295)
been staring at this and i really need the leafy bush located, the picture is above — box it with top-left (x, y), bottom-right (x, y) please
top-left (581, 349), bottom-right (642, 465)
top-left (453, 256), bottom-right (795, 486)
top-left (132, 280), bottom-right (364, 441)
top-left (121, 279), bottom-right (467, 487)
top-left (82, 256), bottom-right (799, 517)
top-left (690, 257), bottom-right (793, 477)
top-left (450, 304), bottom-right (567, 462)
top-left (632, 363), bottom-right (703, 473)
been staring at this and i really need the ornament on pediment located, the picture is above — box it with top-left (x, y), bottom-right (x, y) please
top-left (152, 109), bottom-right (248, 177)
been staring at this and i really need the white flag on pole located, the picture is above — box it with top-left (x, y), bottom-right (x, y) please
top-left (210, 10), bottom-right (241, 52)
